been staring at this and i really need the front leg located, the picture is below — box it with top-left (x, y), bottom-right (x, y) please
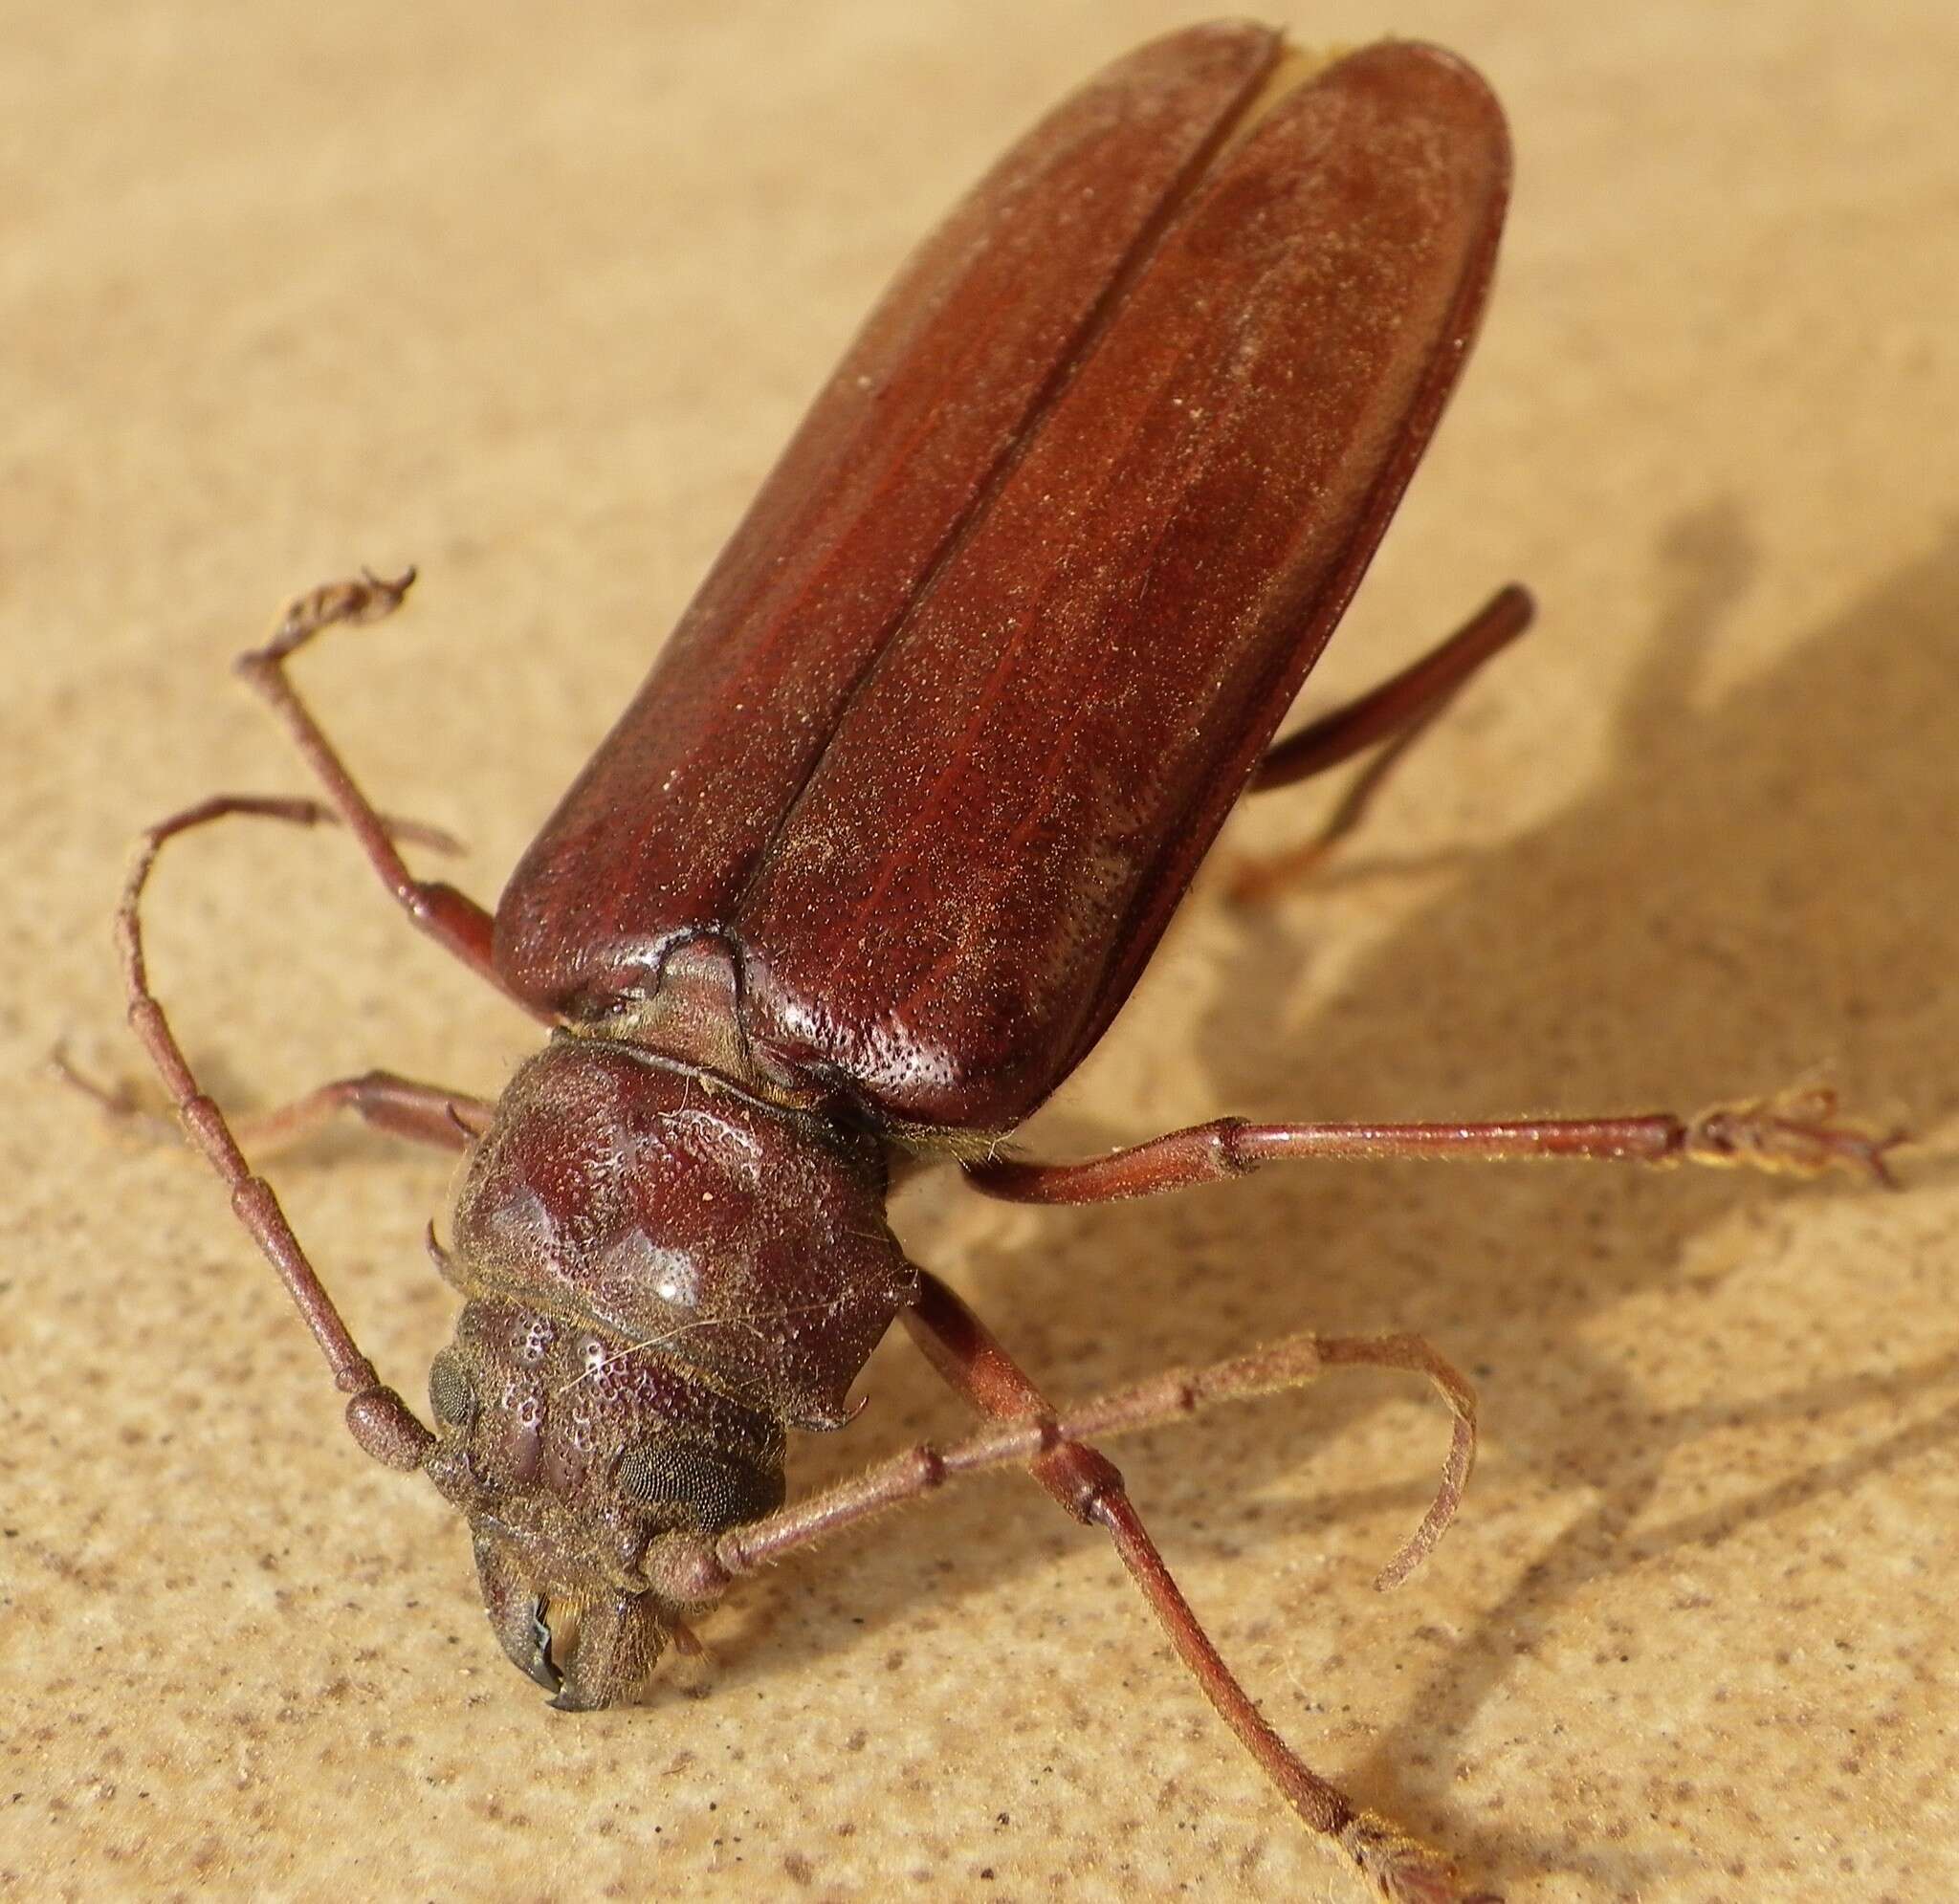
top-left (62, 1048), bottom-right (493, 1158)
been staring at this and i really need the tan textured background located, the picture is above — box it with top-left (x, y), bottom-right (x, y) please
top-left (7, 4), bottom-right (1957, 1899)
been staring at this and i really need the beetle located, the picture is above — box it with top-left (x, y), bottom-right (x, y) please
top-left (111, 24), bottom-right (1898, 1902)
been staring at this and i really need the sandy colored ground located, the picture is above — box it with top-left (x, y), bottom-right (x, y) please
top-left (6, 3), bottom-right (1957, 1899)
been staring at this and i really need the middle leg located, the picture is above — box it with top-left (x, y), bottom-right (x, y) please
top-left (230, 569), bottom-right (542, 1012)
top-left (964, 1086), bottom-right (1904, 1204)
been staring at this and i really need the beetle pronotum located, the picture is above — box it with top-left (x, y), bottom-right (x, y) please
top-left (110, 24), bottom-right (1897, 1900)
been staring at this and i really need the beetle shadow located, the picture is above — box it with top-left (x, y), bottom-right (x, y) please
top-left (1197, 504), bottom-right (1959, 1887)
top-left (721, 503), bottom-right (1959, 1888)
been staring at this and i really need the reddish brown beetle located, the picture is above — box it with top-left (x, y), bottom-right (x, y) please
top-left (110, 24), bottom-right (1899, 1902)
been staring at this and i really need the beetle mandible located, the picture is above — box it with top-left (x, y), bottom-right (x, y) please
top-left (111, 25), bottom-right (1898, 1902)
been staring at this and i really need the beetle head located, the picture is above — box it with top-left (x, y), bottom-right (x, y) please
top-left (422, 1296), bottom-right (785, 1709)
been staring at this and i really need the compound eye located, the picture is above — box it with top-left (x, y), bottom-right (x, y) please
top-left (428, 1349), bottom-right (478, 1430)
top-left (614, 1438), bottom-right (785, 1533)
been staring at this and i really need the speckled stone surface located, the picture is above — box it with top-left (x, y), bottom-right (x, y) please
top-left (6, 5), bottom-right (1957, 1900)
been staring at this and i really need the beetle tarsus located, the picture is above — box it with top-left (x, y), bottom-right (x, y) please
top-left (1684, 1086), bottom-right (1908, 1185)
top-left (1340, 1809), bottom-right (1502, 1903)
top-left (253, 564), bottom-right (417, 666)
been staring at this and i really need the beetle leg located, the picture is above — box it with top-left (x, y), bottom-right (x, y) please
top-left (230, 569), bottom-right (547, 1016)
top-left (964, 1086), bottom-right (1905, 1203)
top-left (1252, 584), bottom-right (1534, 790)
top-left (226, 1070), bottom-right (495, 1154)
top-left (1232, 582), bottom-right (1534, 902)
top-left (674, 1270), bottom-right (1488, 1904)
top-left (72, 793), bottom-right (495, 1157)
top-left (903, 1274), bottom-right (1488, 1902)
top-left (61, 1047), bottom-right (493, 1158)
top-left (114, 793), bottom-right (436, 1473)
